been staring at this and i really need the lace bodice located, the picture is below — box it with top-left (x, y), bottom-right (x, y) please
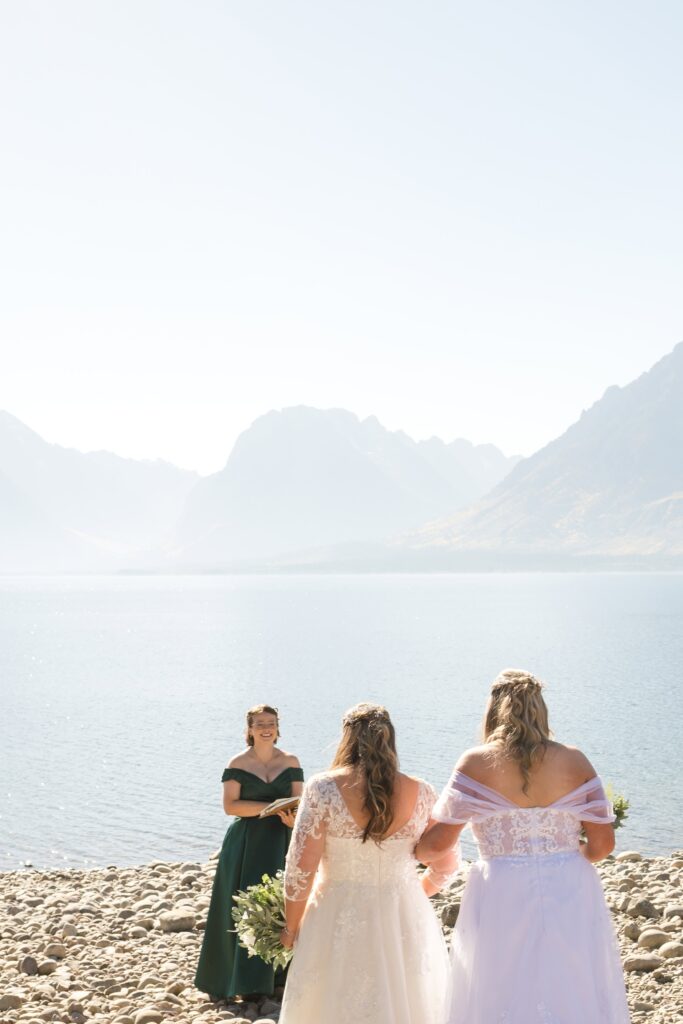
top-left (433, 771), bottom-right (615, 859)
top-left (284, 773), bottom-right (458, 901)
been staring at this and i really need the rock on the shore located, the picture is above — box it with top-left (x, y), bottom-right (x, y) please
top-left (158, 909), bottom-right (196, 933)
top-left (624, 953), bottom-right (664, 972)
top-left (637, 928), bottom-right (670, 949)
top-left (660, 941), bottom-right (683, 958)
top-left (0, 992), bottom-right (24, 1010)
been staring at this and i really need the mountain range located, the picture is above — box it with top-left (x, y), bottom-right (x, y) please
top-left (1, 342), bottom-right (681, 571)
top-left (0, 407), bottom-right (517, 571)
top-left (176, 407), bottom-right (520, 564)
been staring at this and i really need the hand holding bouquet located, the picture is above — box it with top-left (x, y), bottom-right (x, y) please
top-left (606, 786), bottom-right (629, 830)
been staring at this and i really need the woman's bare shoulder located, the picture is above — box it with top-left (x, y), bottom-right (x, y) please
top-left (226, 749), bottom-right (253, 770)
top-left (455, 744), bottom-right (498, 776)
top-left (275, 749), bottom-right (301, 768)
top-left (546, 741), bottom-right (596, 782)
top-left (547, 741), bottom-right (594, 769)
top-left (397, 771), bottom-right (424, 793)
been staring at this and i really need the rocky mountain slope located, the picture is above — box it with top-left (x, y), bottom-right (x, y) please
top-left (403, 343), bottom-right (683, 565)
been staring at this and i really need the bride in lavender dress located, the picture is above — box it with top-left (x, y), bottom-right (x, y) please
top-left (416, 669), bottom-right (630, 1024)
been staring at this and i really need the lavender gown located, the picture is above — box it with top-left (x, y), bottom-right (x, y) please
top-left (433, 771), bottom-right (630, 1024)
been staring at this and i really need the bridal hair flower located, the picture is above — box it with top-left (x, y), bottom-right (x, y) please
top-left (342, 702), bottom-right (390, 727)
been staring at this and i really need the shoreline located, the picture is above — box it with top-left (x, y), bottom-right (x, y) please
top-left (1, 852), bottom-right (681, 1024)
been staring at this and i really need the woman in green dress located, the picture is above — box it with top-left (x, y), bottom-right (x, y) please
top-left (195, 704), bottom-right (304, 1000)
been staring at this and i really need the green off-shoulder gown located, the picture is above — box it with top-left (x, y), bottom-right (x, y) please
top-left (195, 766), bottom-right (304, 999)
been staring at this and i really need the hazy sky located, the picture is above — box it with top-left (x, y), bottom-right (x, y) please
top-left (1, 1), bottom-right (681, 474)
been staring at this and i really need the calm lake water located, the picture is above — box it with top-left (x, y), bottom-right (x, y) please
top-left (2, 573), bottom-right (681, 871)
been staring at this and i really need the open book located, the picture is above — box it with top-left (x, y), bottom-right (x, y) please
top-left (259, 795), bottom-right (301, 818)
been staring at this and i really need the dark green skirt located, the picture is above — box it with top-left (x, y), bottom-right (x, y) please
top-left (195, 766), bottom-right (302, 999)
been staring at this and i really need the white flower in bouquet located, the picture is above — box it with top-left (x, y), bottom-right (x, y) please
top-left (231, 870), bottom-right (292, 971)
top-left (240, 919), bottom-right (257, 953)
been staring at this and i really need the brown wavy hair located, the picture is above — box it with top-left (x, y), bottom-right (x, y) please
top-left (483, 669), bottom-right (551, 793)
top-left (331, 703), bottom-right (398, 843)
top-left (245, 704), bottom-right (280, 746)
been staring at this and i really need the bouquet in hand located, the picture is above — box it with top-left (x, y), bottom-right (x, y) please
top-left (231, 870), bottom-right (292, 971)
top-left (606, 785), bottom-right (629, 830)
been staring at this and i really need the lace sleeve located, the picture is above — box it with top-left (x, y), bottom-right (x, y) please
top-left (284, 776), bottom-right (328, 902)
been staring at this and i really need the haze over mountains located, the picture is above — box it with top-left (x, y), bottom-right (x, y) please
top-left (0, 412), bottom-right (197, 571)
top-left (1, 343), bottom-right (681, 572)
top-left (0, 407), bottom-right (517, 572)
top-left (177, 408), bottom-right (519, 563)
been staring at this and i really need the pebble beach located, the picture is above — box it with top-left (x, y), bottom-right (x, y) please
top-left (1, 851), bottom-right (682, 1024)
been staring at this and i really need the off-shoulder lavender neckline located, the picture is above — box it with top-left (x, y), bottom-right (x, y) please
top-left (453, 769), bottom-right (603, 810)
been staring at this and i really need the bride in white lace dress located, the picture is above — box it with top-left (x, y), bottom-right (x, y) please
top-left (416, 669), bottom-right (631, 1024)
top-left (278, 703), bottom-right (459, 1024)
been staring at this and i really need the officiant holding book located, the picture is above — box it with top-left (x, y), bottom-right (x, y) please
top-left (195, 705), bottom-right (304, 1001)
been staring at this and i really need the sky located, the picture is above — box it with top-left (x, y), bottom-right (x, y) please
top-left (1, 0), bottom-right (682, 474)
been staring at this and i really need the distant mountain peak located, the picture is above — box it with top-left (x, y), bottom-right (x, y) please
top-left (403, 342), bottom-right (683, 564)
top-left (177, 406), bottom-right (519, 565)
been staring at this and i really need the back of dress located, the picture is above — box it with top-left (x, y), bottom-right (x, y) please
top-left (437, 771), bottom-right (613, 858)
top-left (432, 771), bottom-right (630, 1024)
top-left (279, 773), bottom-right (454, 1024)
top-left (284, 773), bottom-right (438, 899)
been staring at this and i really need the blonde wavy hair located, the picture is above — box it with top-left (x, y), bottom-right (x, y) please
top-left (483, 669), bottom-right (551, 793)
top-left (331, 703), bottom-right (398, 843)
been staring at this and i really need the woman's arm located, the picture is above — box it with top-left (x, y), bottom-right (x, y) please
top-left (222, 779), bottom-right (269, 818)
top-left (415, 819), bottom-right (464, 896)
top-left (568, 748), bottom-right (615, 863)
top-left (415, 820), bottom-right (464, 864)
top-left (277, 755), bottom-right (304, 827)
top-left (282, 894), bottom-right (308, 946)
top-left (581, 820), bottom-right (615, 862)
top-left (288, 755), bottom-right (304, 799)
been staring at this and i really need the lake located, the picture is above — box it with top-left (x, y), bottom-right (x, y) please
top-left (2, 572), bottom-right (681, 871)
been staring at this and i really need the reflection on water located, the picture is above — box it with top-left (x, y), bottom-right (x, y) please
top-left (2, 572), bottom-right (681, 870)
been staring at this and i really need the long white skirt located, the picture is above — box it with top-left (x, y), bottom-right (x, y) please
top-left (280, 877), bottom-right (449, 1024)
top-left (446, 851), bottom-right (630, 1024)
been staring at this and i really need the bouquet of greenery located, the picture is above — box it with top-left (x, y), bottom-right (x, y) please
top-left (231, 870), bottom-right (293, 971)
top-left (606, 786), bottom-right (629, 830)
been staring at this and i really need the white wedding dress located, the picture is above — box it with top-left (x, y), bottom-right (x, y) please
top-left (433, 771), bottom-right (631, 1024)
top-left (279, 773), bottom-right (455, 1024)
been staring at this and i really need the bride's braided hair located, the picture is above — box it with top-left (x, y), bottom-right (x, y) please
top-left (483, 669), bottom-right (552, 793)
top-left (331, 703), bottom-right (398, 843)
